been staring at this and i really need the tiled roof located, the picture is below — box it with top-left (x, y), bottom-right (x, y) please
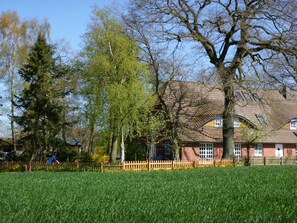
top-left (0, 138), bottom-right (13, 146)
top-left (162, 80), bottom-right (297, 144)
top-left (263, 129), bottom-right (297, 144)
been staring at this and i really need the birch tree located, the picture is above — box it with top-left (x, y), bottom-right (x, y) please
top-left (81, 7), bottom-right (154, 162)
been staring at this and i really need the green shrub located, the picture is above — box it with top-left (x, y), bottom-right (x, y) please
top-left (57, 148), bottom-right (78, 162)
top-left (77, 151), bottom-right (92, 162)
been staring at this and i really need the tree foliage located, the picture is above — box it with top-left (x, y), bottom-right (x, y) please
top-left (81, 7), bottom-right (154, 162)
top-left (0, 11), bottom-right (50, 151)
top-left (16, 33), bottom-right (68, 160)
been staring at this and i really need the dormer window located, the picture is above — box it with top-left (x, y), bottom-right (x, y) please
top-left (256, 114), bottom-right (266, 125)
top-left (215, 116), bottom-right (240, 127)
top-left (234, 117), bottom-right (240, 127)
top-left (290, 119), bottom-right (297, 130)
top-left (251, 93), bottom-right (260, 102)
top-left (215, 116), bottom-right (222, 127)
top-left (235, 92), bottom-right (244, 101)
top-left (242, 92), bottom-right (252, 101)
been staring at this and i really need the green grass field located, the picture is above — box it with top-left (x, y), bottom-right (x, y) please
top-left (0, 166), bottom-right (297, 223)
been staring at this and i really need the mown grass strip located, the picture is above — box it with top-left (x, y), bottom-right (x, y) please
top-left (0, 166), bottom-right (296, 223)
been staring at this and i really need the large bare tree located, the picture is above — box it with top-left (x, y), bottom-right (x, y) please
top-left (125, 5), bottom-right (200, 160)
top-left (128, 0), bottom-right (297, 158)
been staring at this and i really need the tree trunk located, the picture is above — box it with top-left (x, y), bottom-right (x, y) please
top-left (9, 69), bottom-right (16, 152)
top-left (246, 143), bottom-right (251, 166)
top-left (120, 129), bottom-right (125, 163)
top-left (172, 138), bottom-right (180, 160)
top-left (108, 131), bottom-right (113, 157)
top-left (145, 136), bottom-right (149, 160)
top-left (109, 133), bottom-right (118, 163)
top-left (149, 138), bottom-right (156, 161)
top-left (88, 126), bottom-right (94, 154)
top-left (29, 140), bottom-right (36, 171)
top-left (170, 118), bottom-right (180, 160)
top-left (222, 76), bottom-right (235, 158)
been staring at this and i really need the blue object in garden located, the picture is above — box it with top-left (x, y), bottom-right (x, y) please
top-left (46, 154), bottom-right (57, 164)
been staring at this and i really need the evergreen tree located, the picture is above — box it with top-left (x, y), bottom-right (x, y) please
top-left (0, 11), bottom-right (50, 152)
top-left (16, 33), bottom-right (67, 161)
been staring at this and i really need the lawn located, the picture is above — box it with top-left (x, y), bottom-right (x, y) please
top-left (0, 166), bottom-right (297, 223)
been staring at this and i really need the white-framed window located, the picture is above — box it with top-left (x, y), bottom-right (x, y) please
top-left (215, 116), bottom-right (222, 127)
top-left (234, 143), bottom-right (241, 157)
top-left (215, 116), bottom-right (240, 127)
top-left (254, 144), bottom-right (263, 157)
top-left (290, 119), bottom-right (297, 130)
top-left (200, 143), bottom-right (213, 159)
top-left (234, 118), bottom-right (240, 128)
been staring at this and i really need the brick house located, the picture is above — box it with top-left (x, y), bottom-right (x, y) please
top-left (0, 138), bottom-right (23, 154)
top-left (155, 80), bottom-right (297, 161)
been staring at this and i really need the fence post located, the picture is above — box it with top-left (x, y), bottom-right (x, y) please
top-left (148, 160), bottom-right (151, 172)
top-left (22, 164), bottom-right (28, 172)
top-left (263, 156), bottom-right (266, 166)
top-left (193, 161), bottom-right (195, 168)
top-left (76, 161), bottom-right (79, 171)
top-left (122, 161), bottom-right (125, 170)
top-left (280, 157), bottom-right (283, 165)
top-left (100, 162), bottom-right (103, 173)
top-left (28, 161), bottom-right (32, 171)
top-left (171, 160), bottom-right (174, 170)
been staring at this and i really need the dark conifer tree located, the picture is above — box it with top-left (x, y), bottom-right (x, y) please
top-left (16, 33), bottom-right (67, 161)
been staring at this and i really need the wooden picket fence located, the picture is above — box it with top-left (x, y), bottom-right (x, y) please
top-left (123, 160), bottom-right (194, 171)
top-left (0, 159), bottom-right (236, 172)
top-left (250, 156), bottom-right (297, 166)
top-left (3, 157), bottom-right (296, 173)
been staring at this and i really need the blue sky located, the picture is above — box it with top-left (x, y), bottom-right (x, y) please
top-left (0, 0), bottom-right (119, 51)
top-left (0, 0), bottom-right (126, 136)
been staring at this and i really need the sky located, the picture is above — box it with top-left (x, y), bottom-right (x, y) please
top-left (0, 0), bottom-right (121, 52)
top-left (0, 0), bottom-right (126, 136)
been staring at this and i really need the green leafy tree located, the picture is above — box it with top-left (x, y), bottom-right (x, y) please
top-left (0, 11), bottom-right (50, 151)
top-left (16, 33), bottom-right (67, 162)
top-left (81, 7), bottom-right (154, 162)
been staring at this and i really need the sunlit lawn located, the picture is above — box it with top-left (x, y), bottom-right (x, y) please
top-left (0, 166), bottom-right (297, 223)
